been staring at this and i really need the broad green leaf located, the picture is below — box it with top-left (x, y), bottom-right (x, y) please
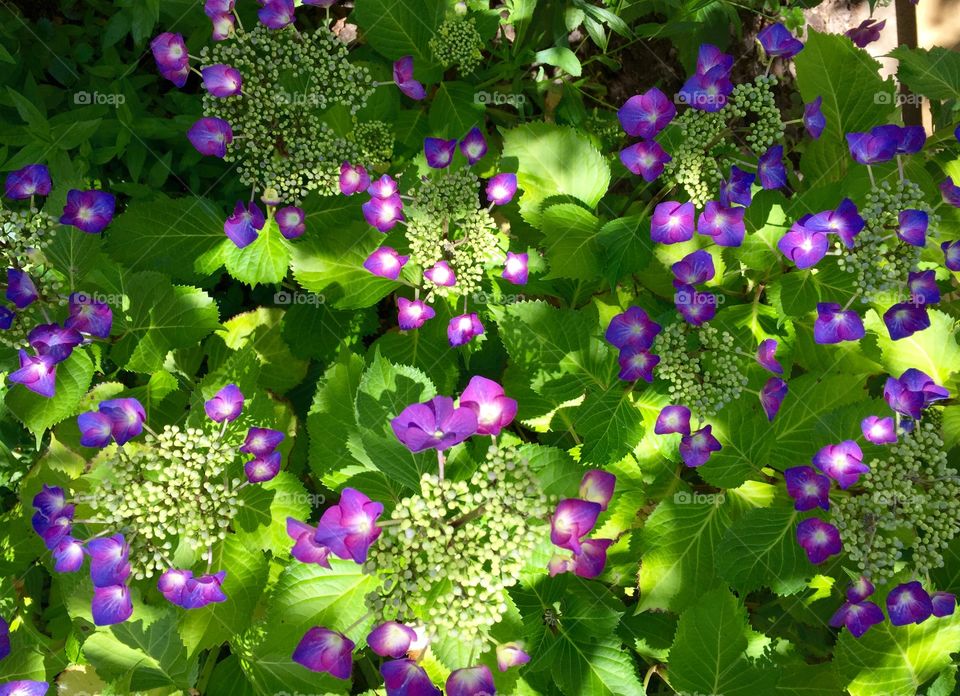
top-left (308, 351), bottom-right (367, 479)
top-left (6, 348), bottom-right (94, 439)
top-left (223, 217), bottom-right (291, 286)
top-left (669, 587), bottom-right (779, 696)
top-left (217, 307), bottom-right (309, 393)
top-left (429, 81), bottom-right (485, 138)
top-left (235, 472), bottom-right (311, 554)
top-left (891, 46), bottom-right (960, 101)
top-left (351, 0), bottom-right (445, 80)
top-left (572, 387), bottom-right (644, 467)
top-left (541, 203), bottom-right (602, 281)
top-left (597, 215), bottom-right (653, 286)
top-left (534, 46), bottom-right (582, 76)
top-left (501, 123), bottom-right (611, 226)
top-left (716, 505), bottom-right (810, 595)
top-left (865, 308), bottom-right (960, 387)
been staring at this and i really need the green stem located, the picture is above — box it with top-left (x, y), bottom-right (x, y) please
top-left (197, 645), bottom-right (221, 693)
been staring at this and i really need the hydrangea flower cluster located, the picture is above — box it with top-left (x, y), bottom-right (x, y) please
top-left (429, 16), bottom-right (484, 75)
top-left (2, 165), bottom-right (115, 396)
top-left (287, 378), bottom-right (549, 687)
top-left (786, 368), bottom-right (957, 637)
top-left (34, 386), bottom-right (283, 619)
top-left (354, 132), bottom-right (524, 347)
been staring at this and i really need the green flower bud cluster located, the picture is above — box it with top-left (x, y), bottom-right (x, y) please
top-left (405, 167), bottom-right (503, 300)
top-left (0, 207), bottom-right (66, 351)
top-left (363, 444), bottom-right (549, 651)
top-left (832, 421), bottom-right (960, 582)
top-left (200, 25), bottom-right (378, 201)
top-left (82, 424), bottom-right (245, 579)
top-left (723, 75), bottom-right (784, 154)
top-left (653, 322), bottom-right (749, 419)
top-left (429, 17), bottom-right (484, 75)
top-left (662, 110), bottom-right (727, 207)
top-left (837, 179), bottom-right (934, 301)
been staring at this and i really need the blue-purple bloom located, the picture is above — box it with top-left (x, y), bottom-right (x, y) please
top-left (883, 368), bottom-right (948, 419)
top-left (65, 293), bottom-right (113, 337)
top-left (381, 659), bottom-right (440, 696)
top-left (276, 206), bottom-right (306, 239)
top-left (204, 384), bottom-right (244, 422)
top-left (259, 0), bottom-right (295, 29)
top-left (813, 303), bottom-right (865, 344)
top-left (53, 537), bottom-right (85, 573)
top-left (87, 534), bottom-right (131, 588)
top-left (240, 427), bottom-right (285, 456)
top-left (908, 270), bottom-right (939, 305)
top-left (151, 32), bottom-right (189, 86)
top-left (502, 252), bottom-right (529, 285)
top-left (651, 201), bottom-right (695, 244)
top-left (617, 347), bottom-right (660, 382)
top-left (424, 137), bottom-right (457, 169)
top-left (674, 285), bottom-right (717, 326)
top-left (224, 201), bottom-right (266, 248)
top-left (27, 324), bottom-right (82, 363)
top-left (286, 518), bottom-right (331, 567)
top-left (719, 165), bottom-right (755, 207)
top-left (796, 518), bottom-right (841, 564)
top-left (391, 396), bottom-right (478, 452)
top-left (201, 64), bottom-right (242, 97)
top-left (672, 249), bottom-right (714, 285)
top-left (812, 440), bottom-right (868, 489)
top-left (446, 666), bottom-right (496, 696)
top-left (758, 145), bottom-right (787, 190)
top-left (340, 163), bottom-right (371, 196)
top-left (845, 18), bottom-right (885, 48)
top-left (932, 592), bottom-right (956, 618)
top-left (0, 682), bottom-right (49, 696)
top-left (679, 46), bottom-right (733, 112)
top-left (245, 451), bottom-right (282, 483)
top-left (9, 351), bottom-right (57, 398)
top-left (897, 126), bottom-right (926, 154)
top-left (861, 415), bottom-right (897, 445)
top-left (314, 488), bottom-right (384, 564)
top-left (887, 581), bottom-right (933, 626)
top-left (830, 601), bottom-right (884, 638)
top-left (784, 466), bottom-right (830, 511)
top-left (679, 425), bottom-right (721, 467)
top-left (654, 404), bottom-right (691, 435)
top-left (883, 302), bottom-right (929, 340)
top-left (60, 190), bottom-right (116, 233)
top-left (803, 97), bottom-right (826, 139)
top-left (618, 88), bottom-right (676, 139)
top-left (760, 376), bottom-right (788, 421)
top-left (486, 173), bottom-right (518, 205)
top-left (367, 621), bottom-right (417, 659)
top-left (605, 306), bottom-right (661, 350)
top-left (0, 307), bottom-right (13, 330)
top-left (847, 576), bottom-right (875, 603)
top-left (393, 56), bottom-right (426, 101)
top-left (550, 499), bottom-right (601, 555)
top-left (293, 627), bottom-right (355, 679)
top-left (620, 141), bottom-right (672, 182)
top-left (804, 198), bottom-right (864, 248)
top-left (92, 585), bottom-right (133, 626)
top-left (447, 313), bottom-right (484, 347)
top-left (846, 126), bottom-right (900, 165)
top-left (778, 221), bottom-right (828, 269)
top-left (459, 128), bottom-right (487, 164)
top-left (756, 338), bottom-right (783, 374)
top-left (698, 201), bottom-right (745, 246)
top-left (98, 398), bottom-right (147, 445)
top-left (758, 23), bottom-right (804, 58)
top-left (940, 178), bottom-right (960, 208)
top-left (5, 164), bottom-right (52, 199)
top-left (397, 298), bottom-right (435, 330)
top-left (187, 117), bottom-right (233, 158)
top-left (943, 240), bottom-right (960, 270)
top-left (897, 209), bottom-right (928, 247)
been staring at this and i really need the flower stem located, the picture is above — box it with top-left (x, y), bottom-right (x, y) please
top-left (437, 450), bottom-right (445, 480)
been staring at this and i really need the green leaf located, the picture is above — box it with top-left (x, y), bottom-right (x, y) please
top-left (178, 535), bottom-right (269, 654)
top-left (501, 123), bottom-right (611, 227)
top-left (534, 46), bottom-right (582, 76)
top-left (223, 218), bottom-right (291, 287)
top-left (83, 614), bottom-right (199, 692)
top-left (668, 587), bottom-right (779, 696)
top-left (572, 387), bottom-right (644, 467)
top-left (217, 308), bottom-right (309, 393)
top-left (235, 472), bottom-right (312, 554)
top-left (597, 215), bottom-right (653, 286)
top-left (308, 351), bottom-right (366, 479)
top-left (635, 495), bottom-right (731, 612)
top-left (891, 46), bottom-right (960, 101)
top-left (836, 613), bottom-right (960, 696)
top-left (429, 81), bottom-right (485, 138)
top-left (716, 505), bottom-right (810, 595)
top-left (865, 308), bottom-right (960, 387)
top-left (541, 203), bottom-right (602, 281)
top-left (351, 0), bottom-right (445, 79)
top-left (6, 348), bottom-right (94, 439)
top-left (794, 30), bottom-right (896, 183)
top-left (515, 575), bottom-right (645, 696)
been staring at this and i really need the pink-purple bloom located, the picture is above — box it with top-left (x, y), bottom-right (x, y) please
top-left (5, 164), bottom-right (52, 199)
top-left (362, 195), bottom-right (404, 233)
top-left (0, 682), bottom-right (48, 696)
top-left (796, 517), bottom-right (841, 564)
top-left (397, 297), bottom-right (435, 330)
top-left (9, 351), bottom-right (57, 398)
top-left (942, 240), bottom-right (960, 270)
top-left (178, 571), bottom-right (228, 609)
top-left (756, 338), bottom-right (783, 374)
top-left (813, 303), bottom-right (865, 344)
top-left (187, 117), bottom-right (233, 158)
top-left (496, 642), bottom-right (531, 672)
top-left (758, 23), bottom-right (804, 59)
top-left (277, 206), bottom-right (306, 239)
top-left (617, 347), bottom-right (660, 382)
top-left (719, 165), bottom-right (755, 207)
top-left (620, 141), bottom-right (672, 181)
top-left (368, 175), bottom-right (399, 199)
top-left (572, 538), bottom-right (614, 579)
top-left (502, 251), bottom-right (529, 285)
top-left (651, 201), bottom-right (695, 244)
top-left (758, 145), bottom-right (787, 189)
top-left (605, 306), bottom-right (661, 350)
top-left (887, 581), bottom-right (933, 626)
top-left (391, 396), bottom-right (478, 452)
top-left (446, 666), bottom-right (496, 696)
top-left (883, 368), bottom-right (948, 419)
top-left (364, 247), bottom-right (409, 280)
top-left (697, 201), bottom-right (745, 246)
top-left (812, 440), bottom-right (868, 489)
top-left (6, 269), bottom-right (38, 308)
top-left (340, 163), bottom-right (371, 195)
top-left (224, 201), bottom-right (265, 249)
top-left (92, 585), bottom-right (133, 625)
top-left (448, 313), bottom-right (484, 347)
top-left (53, 537), bottom-right (84, 573)
top-left (245, 451), bottom-right (282, 483)
top-left (760, 376), bottom-right (788, 421)
top-left (883, 302), bottom-right (929, 340)
top-left (803, 97), bottom-right (826, 139)
top-left (847, 576), bottom-right (875, 602)
top-left (486, 173), bottom-right (518, 205)
top-left (845, 18), bottom-right (886, 48)
top-left (674, 285), bottom-right (717, 326)
top-left (87, 534), bottom-right (131, 588)
top-left (424, 138), bottom-right (457, 169)
top-left (151, 32), bottom-right (188, 85)
top-left (784, 466), bottom-right (831, 511)
top-left (618, 88), bottom-right (676, 139)
top-left (804, 198), bottom-right (864, 248)
top-left (201, 64), bottom-right (243, 97)
top-left (315, 488), bottom-right (384, 564)
top-left (367, 621), bottom-right (417, 659)
top-left (459, 376), bottom-right (517, 436)
top-left (381, 659), bottom-right (440, 696)
top-left (679, 425), bottom-right (722, 467)
top-left (579, 470), bottom-right (616, 510)
top-left (259, 0), bottom-right (296, 29)
top-left (28, 324), bottom-right (82, 363)
top-left (459, 128), bottom-right (488, 164)
top-left (293, 627), bottom-right (355, 679)
top-left (655, 405), bottom-right (691, 435)
top-left (60, 190), bottom-right (116, 233)
top-left (286, 518), bottom-right (331, 567)
top-left (204, 383), bottom-right (244, 422)
top-left (424, 261), bottom-right (456, 287)
top-left (240, 427), bottom-right (285, 456)
top-left (672, 249), bottom-right (715, 285)
top-left (550, 499), bottom-right (601, 554)
top-left (393, 56), bottom-right (427, 100)
top-left (65, 293), bottom-right (113, 337)
top-left (861, 415), bottom-right (897, 444)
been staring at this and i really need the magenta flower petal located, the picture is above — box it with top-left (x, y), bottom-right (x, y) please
top-left (60, 189), bottom-right (116, 233)
top-left (651, 201), bottom-right (695, 244)
top-left (240, 427), bottom-right (284, 456)
top-left (502, 251), bottom-right (529, 285)
top-left (259, 0), bottom-right (295, 29)
top-left (391, 396), bottom-right (478, 452)
top-left (887, 581), bottom-right (933, 626)
top-left (368, 621), bottom-right (417, 659)
top-left (204, 383), bottom-right (244, 423)
top-left (277, 206), bottom-right (306, 239)
top-left (813, 303), bottom-right (864, 344)
top-left (293, 627), bottom-right (355, 679)
top-left (340, 163), bottom-right (371, 196)
top-left (210, 12), bottom-right (235, 40)
top-left (697, 201), bottom-right (745, 246)
top-left (620, 140), bottom-right (672, 182)
top-left (201, 64), bottom-right (243, 97)
top-left (617, 346), bottom-right (659, 382)
top-left (424, 137), bottom-right (457, 169)
top-left (486, 173), bottom-right (518, 205)
top-left (98, 397), bottom-right (146, 445)
top-left (861, 415), bottom-right (896, 445)
top-left (459, 375), bottom-right (517, 436)
top-left (65, 292), bottom-right (113, 337)
top-left (447, 313), bottom-right (484, 347)
top-left (158, 568), bottom-right (193, 605)
top-left (447, 665), bottom-right (496, 696)
top-left (796, 518), bottom-right (841, 564)
top-left (381, 659), bottom-right (441, 696)
top-left (572, 538), bottom-right (613, 579)
top-left (187, 117), bottom-right (233, 158)
top-left (151, 32), bottom-right (188, 72)
top-left (393, 57), bottom-right (427, 100)
top-left (92, 585), bottom-right (133, 626)
top-left (53, 537), bottom-right (85, 573)
top-left (5, 164), bottom-right (52, 199)
top-left (760, 376), bottom-right (788, 421)
top-left (605, 306), bottom-right (661, 350)
top-left (679, 425), bottom-right (721, 467)
top-left (364, 247), bottom-right (409, 280)
top-left (362, 194), bottom-right (404, 233)
top-left (674, 284), bottom-right (717, 326)
top-left (671, 249), bottom-right (715, 285)
top-left (27, 324), bottom-right (82, 363)
top-left (655, 405), bottom-right (691, 436)
top-left (756, 338), bottom-right (783, 374)
top-left (424, 261), bottom-right (456, 287)
top-left (245, 451), bottom-right (282, 483)
top-left (368, 175), bottom-right (399, 200)
top-left (784, 466), bottom-right (830, 512)
top-left (224, 200), bottom-right (266, 248)
top-left (829, 601), bottom-right (884, 638)
top-left (883, 302), bottom-right (929, 340)
top-left (397, 297), bottom-right (435, 330)
top-left (847, 576), bottom-right (875, 603)
top-left (314, 488), bottom-right (384, 564)
top-left (550, 499), bottom-right (601, 555)
top-left (812, 440), bottom-right (867, 489)
top-left (804, 198), bottom-right (864, 248)
top-left (459, 127), bottom-right (488, 165)
top-left (9, 350), bottom-right (57, 398)
top-left (0, 682), bottom-right (48, 696)
top-left (287, 518), bottom-right (331, 567)
top-left (496, 643), bottom-right (531, 672)
top-left (179, 571), bottom-right (228, 609)
top-left (579, 470), bottom-right (616, 510)
top-left (617, 88), bottom-right (676, 139)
